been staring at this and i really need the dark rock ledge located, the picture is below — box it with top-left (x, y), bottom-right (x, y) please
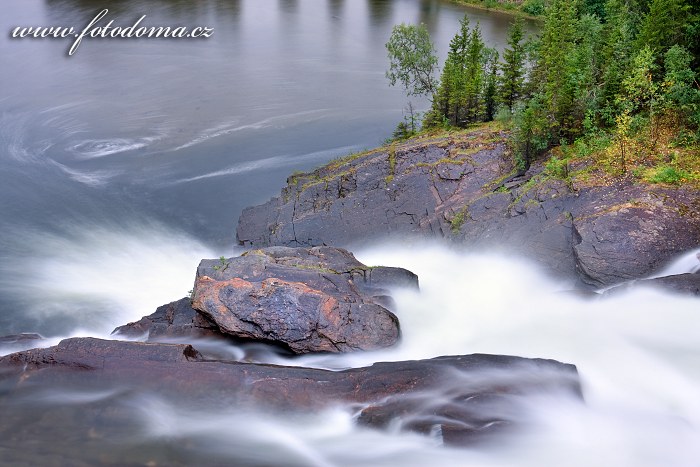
top-left (236, 127), bottom-right (700, 289)
top-left (0, 337), bottom-right (582, 447)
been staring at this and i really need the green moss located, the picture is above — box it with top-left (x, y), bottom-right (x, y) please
top-left (301, 168), bottom-right (356, 192)
top-left (508, 173), bottom-right (549, 208)
top-left (288, 263), bottom-right (338, 274)
top-left (325, 149), bottom-right (378, 172)
top-left (290, 123), bottom-right (508, 194)
top-left (524, 198), bottom-right (541, 209)
top-left (485, 169), bottom-right (518, 191)
top-left (416, 157), bottom-right (468, 169)
top-left (449, 207), bottom-right (469, 234)
top-left (385, 145), bottom-right (397, 184)
top-left (288, 263), bottom-right (374, 275)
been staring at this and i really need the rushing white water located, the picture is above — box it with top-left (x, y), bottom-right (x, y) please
top-left (89, 243), bottom-right (695, 466)
top-left (172, 144), bottom-right (362, 185)
top-left (344, 245), bottom-right (700, 466)
top-left (0, 222), bottom-right (218, 338)
top-left (3, 239), bottom-right (698, 466)
top-left (650, 247), bottom-right (700, 277)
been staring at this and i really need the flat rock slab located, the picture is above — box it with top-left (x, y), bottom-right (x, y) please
top-left (0, 338), bottom-right (582, 447)
top-left (191, 246), bottom-right (417, 354)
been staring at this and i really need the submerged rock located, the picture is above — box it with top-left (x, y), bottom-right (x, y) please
top-left (236, 128), bottom-right (700, 288)
top-left (0, 337), bottom-right (582, 447)
top-left (0, 333), bottom-right (43, 345)
top-left (0, 333), bottom-right (46, 355)
top-left (190, 246), bottom-right (415, 354)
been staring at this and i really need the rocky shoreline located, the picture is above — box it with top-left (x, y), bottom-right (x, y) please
top-left (1, 128), bottom-right (698, 449)
top-left (237, 126), bottom-right (700, 289)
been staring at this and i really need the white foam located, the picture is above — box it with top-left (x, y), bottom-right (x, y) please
top-left (172, 109), bottom-right (330, 151)
top-left (0, 222), bottom-right (219, 334)
top-left (68, 138), bottom-right (149, 159)
top-left (171, 144), bottom-right (360, 184)
top-left (649, 247), bottom-right (700, 277)
top-left (49, 159), bottom-right (121, 187)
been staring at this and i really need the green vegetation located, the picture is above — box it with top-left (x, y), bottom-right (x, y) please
top-left (450, 207), bottom-right (468, 233)
top-left (385, 23), bottom-right (439, 99)
top-left (644, 165), bottom-right (696, 184)
top-left (425, 18), bottom-right (495, 127)
top-left (385, 0), bottom-right (700, 185)
top-left (450, 0), bottom-right (543, 18)
top-left (499, 18), bottom-right (526, 113)
top-left (213, 256), bottom-right (229, 272)
top-left (385, 144), bottom-right (397, 184)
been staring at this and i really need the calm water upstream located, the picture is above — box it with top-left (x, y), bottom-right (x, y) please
top-left (0, 0), bottom-right (537, 336)
top-left (2, 2), bottom-right (700, 466)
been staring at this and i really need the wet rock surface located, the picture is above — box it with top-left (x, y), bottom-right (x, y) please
top-left (605, 273), bottom-right (700, 296)
top-left (570, 184), bottom-right (700, 288)
top-left (0, 338), bottom-right (582, 447)
top-left (237, 129), bottom-right (700, 288)
top-left (0, 333), bottom-right (43, 346)
top-left (113, 247), bottom-right (417, 354)
top-left (112, 297), bottom-right (222, 340)
top-left (191, 246), bottom-right (415, 354)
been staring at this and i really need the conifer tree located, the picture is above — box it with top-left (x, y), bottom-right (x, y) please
top-left (539, 0), bottom-right (580, 139)
top-left (430, 16), bottom-right (470, 126)
top-left (499, 18), bottom-right (527, 113)
top-left (462, 23), bottom-right (487, 124)
top-left (570, 14), bottom-right (603, 131)
top-left (636, 0), bottom-right (692, 61)
top-left (599, 0), bottom-right (635, 124)
top-left (483, 48), bottom-right (500, 121)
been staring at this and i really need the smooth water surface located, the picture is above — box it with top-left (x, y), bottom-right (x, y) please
top-left (0, 0), bottom-right (537, 335)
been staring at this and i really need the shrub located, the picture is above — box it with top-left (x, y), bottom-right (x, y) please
top-left (545, 155), bottom-right (569, 179)
top-left (645, 165), bottom-right (690, 184)
top-left (522, 0), bottom-right (546, 16)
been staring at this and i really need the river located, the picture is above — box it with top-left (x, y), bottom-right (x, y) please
top-left (1, 1), bottom-right (699, 466)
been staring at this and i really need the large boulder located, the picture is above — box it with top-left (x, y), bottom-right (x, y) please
top-left (0, 337), bottom-right (582, 447)
top-left (570, 182), bottom-right (700, 287)
top-left (236, 128), bottom-right (700, 288)
top-left (190, 246), bottom-right (416, 354)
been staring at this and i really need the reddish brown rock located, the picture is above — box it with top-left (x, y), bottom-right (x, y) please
top-left (190, 246), bottom-right (415, 354)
